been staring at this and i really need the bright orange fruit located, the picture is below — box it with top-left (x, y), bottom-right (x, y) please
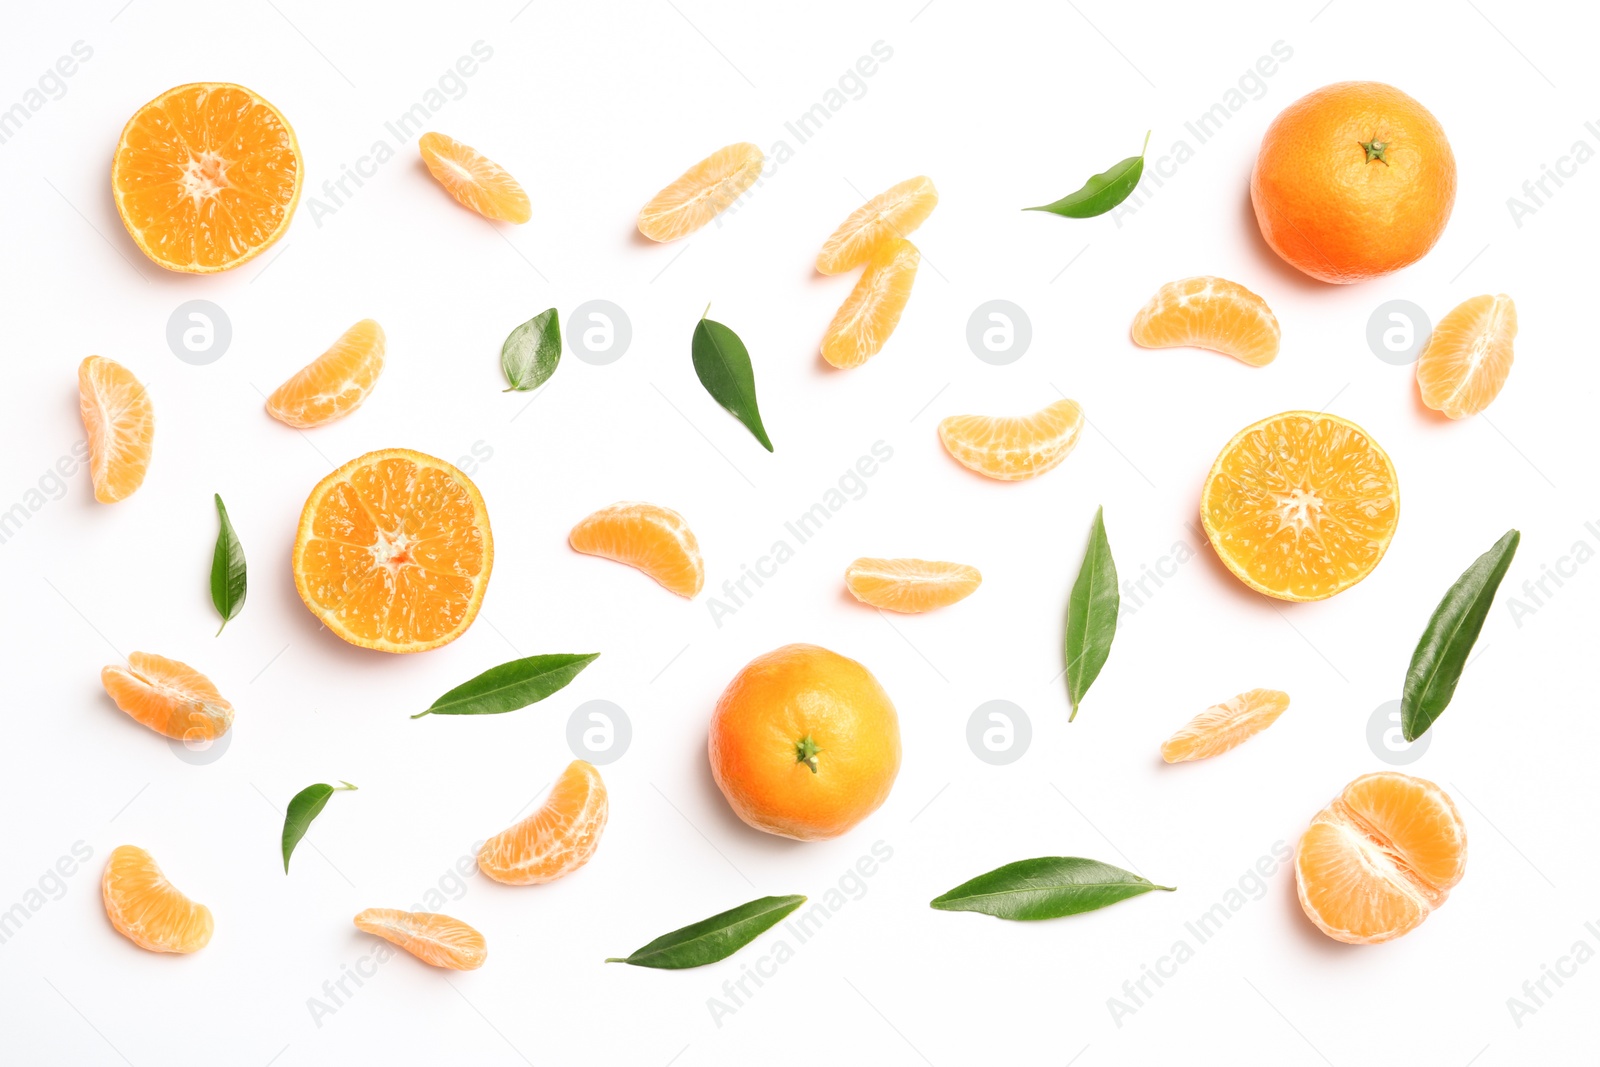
top-left (821, 238), bottom-right (919, 369)
top-left (1296, 772), bottom-right (1467, 944)
top-left (112, 82), bottom-right (302, 273)
top-left (637, 143), bottom-right (764, 242)
top-left (292, 449), bottom-right (493, 653)
top-left (844, 558), bottom-right (981, 613)
top-left (1416, 294), bottom-right (1517, 419)
top-left (815, 176), bottom-right (938, 275)
top-left (78, 356), bottom-right (154, 504)
top-left (569, 502), bottom-right (704, 597)
top-left (1130, 276), bottom-right (1280, 366)
top-left (101, 652), bottom-right (233, 743)
top-left (938, 399), bottom-right (1084, 481)
top-left (1160, 688), bottom-right (1289, 763)
top-left (266, 320), bottom-right (386, 428)
top-left (478, 760), bottom-right (608, 885)
top-left (102, 845), bottom-right (213, 953)
top-left (353, 909), bottom-right (487, 970)
top-left (418, 132), bottom-right (531, 224)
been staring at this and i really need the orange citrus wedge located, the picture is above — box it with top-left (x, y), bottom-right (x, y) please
top-left (637, 142), bottom-right (764, 242)
top-left (102, 845), bottom-right (213, 953)
top-left (101, 652), bottom-right (234, 743)
top-left (478, 760), bottom-right (608, 885)
top-left (845, 558), bottom-right (981, 613)
top-left (938, 399), bottom-right (1084, 481)
top-left (353, 909), bottom-right (487, 970)
top-left (1130, 276), bottom-right (1280, 366)
top-left (292, 449), bottom-right (493, 653)
top-left (418, 132), bottom-right (531, 224)
top-left (112, 82), bottom-right (301, 273)
top-left (266, 319), bottom-right (386, 428)
top-left (821, 238), bottom-right (919, 368)
top-left (1201, 411), bottom-right (1399, 601)
top-left (569, 502), bottom-right (704, 597)
top-left (816, 176), bottom-right (938, 275)
top-left (1160, 688), bottom-right (1290, 763)
top-left (78, 356), bottom-right (154, 504)
top-left (1416, 293), bottom-right (1517, 419)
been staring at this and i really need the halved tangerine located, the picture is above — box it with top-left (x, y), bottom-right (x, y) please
top-left (78, 356), bottom-right (154, 504)
top-left (102, 845), bottom-right (213, 953)
top-left (845, 558), bottom-right (981, 613)
top-left (1160, 688), bottom-right (1289, 763)
top-left (478, 760), bottom-right (608, 885)
top-left (821, 238), bottom-right (919, 369)
top-left (938, 399), bottom-right (1084, 481)
top-left (1130, 276), bottom-right (1280, 366)
top-left (1415, 293), bottom-right (1517, 419)
top-left (815, 176), bottom-right (938, 275)
top-left (353, 909), bottom-right (487, 970)
top-left (418, 132), bottom-right (531, 224)
top-left (266, 320), bottom-right (386, 428)
top-left (637, 143), bottom-right (764, 242)
top-left (569, 502), bottom-right (704, 597)
top-left (101, 652), bottom-right (234, 743)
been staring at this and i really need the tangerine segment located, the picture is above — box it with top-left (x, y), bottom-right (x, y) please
top-left (101, 652), bottom-right (234, 742)
top-left (267, 320), bottom-right (386, 428)
top-left (1160, 688), bottom-right (1289, 763)
top-left (1416, 294), bottom-right (1517, 419)
top-left (418, 132), bottom-right (531, 224)
top-left (1201, 411), bottom-right (1398, 602)
top-left (821, 238), bottom-right (919, 369)
top-left (102, 845), bottom-right (213, 953)
top-left (292, 449), bottom-right (493, 653)
top-left (816, 176), bottom-right (938, 275)
top-left (478, 761), bottom-right (608, 885)
top-left (845, 558), bottom-right (981, 613)
top-left (938, 399), bottom-right (1084, 481)
top-left (353, 909), bottom-right (487, 970)
top-left (637, 142), bottom-right (764, 242)
top-left (1295, 772), bottom-right (1466, 944)
top-left (569, 502), bottom-right (704, 597)
top-left (112, 82), bottom-right (302, 273)
top-left (78, 356), bottom-right (154, 504)
top-left (1130, 276), bottom-right (1280, 367)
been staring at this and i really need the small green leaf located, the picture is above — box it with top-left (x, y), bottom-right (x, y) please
top-left (282, 781), bottom-right (357, 873)
top-left (691, 306), bottom-right (774, 452)
top-left (1402, 529), bottom-right (1520, 742)
top-left (502, 308), bottom-right (561, 391)
top-left (1025, 131), bottom-right (1151, 219)
top-left (412, 653), bottom-right (599, 718)
top-left (930, 857), bottom-right (1173, 921)
top-left (1065, 506), bottom-right (1119, 720)
top-left (210, 494), bottom-right (247, 635)
top-left (606, 895), bottom-right (806, 969)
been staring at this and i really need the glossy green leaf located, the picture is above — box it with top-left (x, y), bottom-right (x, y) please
top-left (1402, 529), bottom-right (1520, 742)
top-left (606, 894), bottom-right (806, 969)
top-left (1025, 131), bottom-right (1151, 218)
top-left (412, 653), bottom-right (599, 718)
top-left (282, 781), bottom-right (356, 873)
top-left (1065, 506), bottom-right (1119, 720)
top-left (930, 857), bottom-right (1173, 921)
top-left (210, 493), bottom-right (247, 634)
top-left (691, 307), bottom-right (774, 452)
top-left (502, 308), bottom-right (561, 391)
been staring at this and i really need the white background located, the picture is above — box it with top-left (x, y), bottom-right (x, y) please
top-left (1, 1), bottom-right (1596, 1064)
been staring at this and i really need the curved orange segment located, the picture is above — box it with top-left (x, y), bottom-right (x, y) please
top-left (267, 320), bottom-right (386, 428)
top-left (353, 909), bottom-right (487, 970)
top-left (938, 399), bottom-right (1084, 481)
top-left (569, 502), bottom-right (704, 597)
top-left (1130, 276), bottom-right (1280, 366)
top-left (821, 238), bottom-right (919, 369)
top-left (816, 176), bottom-right (938, 275)
top-left (78, 356), bottom-right (154, 504)
top-left (637, 142), bottom-right (764, 241)
top-left (1160, 688), bottom-right (1289, 763)
top-left (102, 845), bottom-right (213, 953)
top-left (418, 132), bottom-right (531, 224)
top-left (1416, 293), bottom-right (1516, 419)
top-left (844, 558), bottom-right (981, 613)
top-left (101, 652), bottom-right (233, 742)
top-left (478, 761), bottom-right (608, 885)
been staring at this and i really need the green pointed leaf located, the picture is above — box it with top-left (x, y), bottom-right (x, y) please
top-left (1025, 131), bottom-right (1151, 218)
top-left (930, 857), bottom-right (1173, 921)
top-left (502, 308), bottom-right (561, 391)
top-left (606, 894), bottom-right (806, 969)
top-left (412, 653), bottom-right (599, 718)
top-left (691, 308), bottom-right (774, 451)
top-left (282, 781), bottom-right (357, 873)
top-left (1402, 529), bottom-right (1520, 742)
top-left (210, 493), bottom-right (247, 634)
top-left (1065, 506), bottom-right (1119, 720)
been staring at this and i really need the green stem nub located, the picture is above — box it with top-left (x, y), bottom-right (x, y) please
top-left (1359, 137), bottom-right (1390, 164)
top-left (795, 735), bottom-right (821, 774)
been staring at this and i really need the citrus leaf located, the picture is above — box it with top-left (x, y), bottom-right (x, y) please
top-left (1065, 506), bottom-right (1119, 720)
top-left (282, 781), bottom-right (356, 873)
top-left (1025, 131), bottom-right (1151, 218)
top-left (412, 653), bottom-right (599, 718)
top-left (930, 857), bottom-right (1173, 921)
top-left (502, 308), bottom-right (561, 391)
top-left (606, 895), bottom-right (806, 969)
top-left (691, 307), bottom-right (774, 451)
top-left (210, 493), bottom-right (247, 634)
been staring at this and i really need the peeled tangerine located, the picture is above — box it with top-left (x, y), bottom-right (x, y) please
top-left (103, 845), bottom-right (213, 953)
top-left (1160, 689), bottom-right (1289, 763)
top-left (418, 132), bottom-right (531, 224)
top-left (938, 399), bottom-right (1083, 481)
top-left (569, 502), bottom-right (704, 598)
top-left (637, 142), bottom-right (764, 242)
top-left (353, 909), bottom-right (486, 970)
top-left (821, 238), bottom-right (919, 368)
top-left (478, 761), bottom-right (608, 885)
top-left (815, 176), bottom-right (938, 275)
top-left (1416, 293), bottom-right (1517, 419)
top-left (845, 558), bottom-right (981, 613)
top-left (1130, 276), bottom-right (1280, 367)
top-left (78, 356), bottom-right (154, 503)
top-left (101, 652), bottom-right (234, 743)
top-left (266, 319), bottom-right (386, 428)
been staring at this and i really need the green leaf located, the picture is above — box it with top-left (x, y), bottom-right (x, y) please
top-left (1402, 529), bottom-right (1520, 742)
top-left (1025, 131), bottom-right (1151, 219)
top-left (210, 493), bottom-right (247, 635)
top-left (282, 781), bottom-right (356, 873)
top-left (1065, 506), bottom-right (1119, 720)
top-left (502, 308), bottom-right (561, 391)
top-left (930, 857), bottom-right (1174, 921)
top-left (606, 895), bottom-right (806, 969)
top-left (691, 307), bottom-right (774, 452)
top-left (412, 653), bottom-right (600, 718)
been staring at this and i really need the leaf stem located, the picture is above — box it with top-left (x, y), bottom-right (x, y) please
top-left (701, 301), bottom-right (712, 321)
top-left (1140, 129), bottom-right (1151, 156)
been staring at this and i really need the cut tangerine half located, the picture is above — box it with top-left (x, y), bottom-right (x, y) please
top-left (845, 558), bottom-right (981, 613)
top-left (1295, 772), bottom-right (1467, 944)
top-left (1130, 276), bottom-right (1280, 366)
top-left (353, 909), bottom-right (487, 970)
top-left (569, 502), bottom-right (704, 597)
top-left (418, 132), bottom-right (531, 224)
top-left (1415, 293), bottom-right (1517, 419)
top-left (637, 142), bottom-right (764, 242)
top-left (816, 176), bottom-right (938, 275)
top-left (101, 652), bottom-right (234, 743)
top-left (478, 760), bottom-right (608, 885)
top-left (78, 356), bottom-right (154, 504)
top-left (102, 845), bottom-right (213, 953)
top-left (266, 319), bottom-right (386, 428)
top-left (292, 449), bottom-right (493, 653)
top-left (1160, 688), bottom-right (1289, 763)
top-left (938, 399), bottom-right (1084, 481)
top-left (821, 238), bottom-right (919, 369)
top-left (1201, 411), bottom-right (1398, 601)
top-left (112, 82), bottom-right (301, 273)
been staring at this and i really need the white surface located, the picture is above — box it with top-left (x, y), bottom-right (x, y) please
top-left (2, 1), bottom-right (1596, 1064)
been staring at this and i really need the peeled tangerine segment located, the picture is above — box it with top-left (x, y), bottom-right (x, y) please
top-left (101, 652), bottom-right (234, 742)
top-left (353, 909), bottom-right (487, 970)
top-left (1160, 688), bottom-right (1289, 763)
top-left (845, 558), bottom-right (981, 613)
top-left (1416, 293), bottom-right (1517, 419)
top-left (267, 319), bottom-right (386, 428)
top-left (418, 131), bottom-right (531, 224)
top-left (938, 399), bottom-right (1084, 481)
top-left (821, 238), bottom-right (919, 368)
top-left (1130, 276), bottom-right (1280, 366)
top-left (102, 845), bottom-right (213, 953)
top-left (478, 761), bottom-right (608, 885)
top-left (569, 502), bottom-right (704, 597)
top-left (816, 175), bottom-right (938, 275)
top-left (78, 356), bottom-right (154, 504)
top-left (637, 142), bottom-right (764, 242)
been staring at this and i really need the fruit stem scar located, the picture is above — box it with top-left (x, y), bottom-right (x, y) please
top-left (795, 734), bottom-right (821, 774)
top-left (1358, 136), bottom-right (1390, 165)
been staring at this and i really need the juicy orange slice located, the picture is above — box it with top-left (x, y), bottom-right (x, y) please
top-left (418, 132), bottom-right (531, 224)
top-left (266, 320), bottom-right (386, 428)
top-left (1130, 276), bottom-right (1280, 366)
top-left (112, 82), bottom-right (301, 273)
top-left (101, 652), bottom-right (234, 743)
top-left (353, 909), bottom-right (487, 970)
top-left (1416, 293), bottom-right (1517, 419)
top-left (816, 176), bottom-right (938, 275)
top-left (1295, 772), bottom-right (1467, 944)
top-left (1160, 688), bottom-right (1289, 763)
top-left (78, 356), bottom-right (154, 504)
top-left (845, 558), bottom-right (981, 613)
top-left (478, 760), bottom-right (608, 885)
top-left (938, 399), bottom-right (1084, 481)
top-left (102, 845), bottom-right (213, 953)
top-left (569, 502), bottom-right (704, 597)
top-left (1201, 411), bottom-right (1399, 601)
top-left (637, 142), bottom-right (764, 242)
top-left (292, 449), bottom-right (493, 653)
top-left (821, 238), bottom-right (919, 369)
